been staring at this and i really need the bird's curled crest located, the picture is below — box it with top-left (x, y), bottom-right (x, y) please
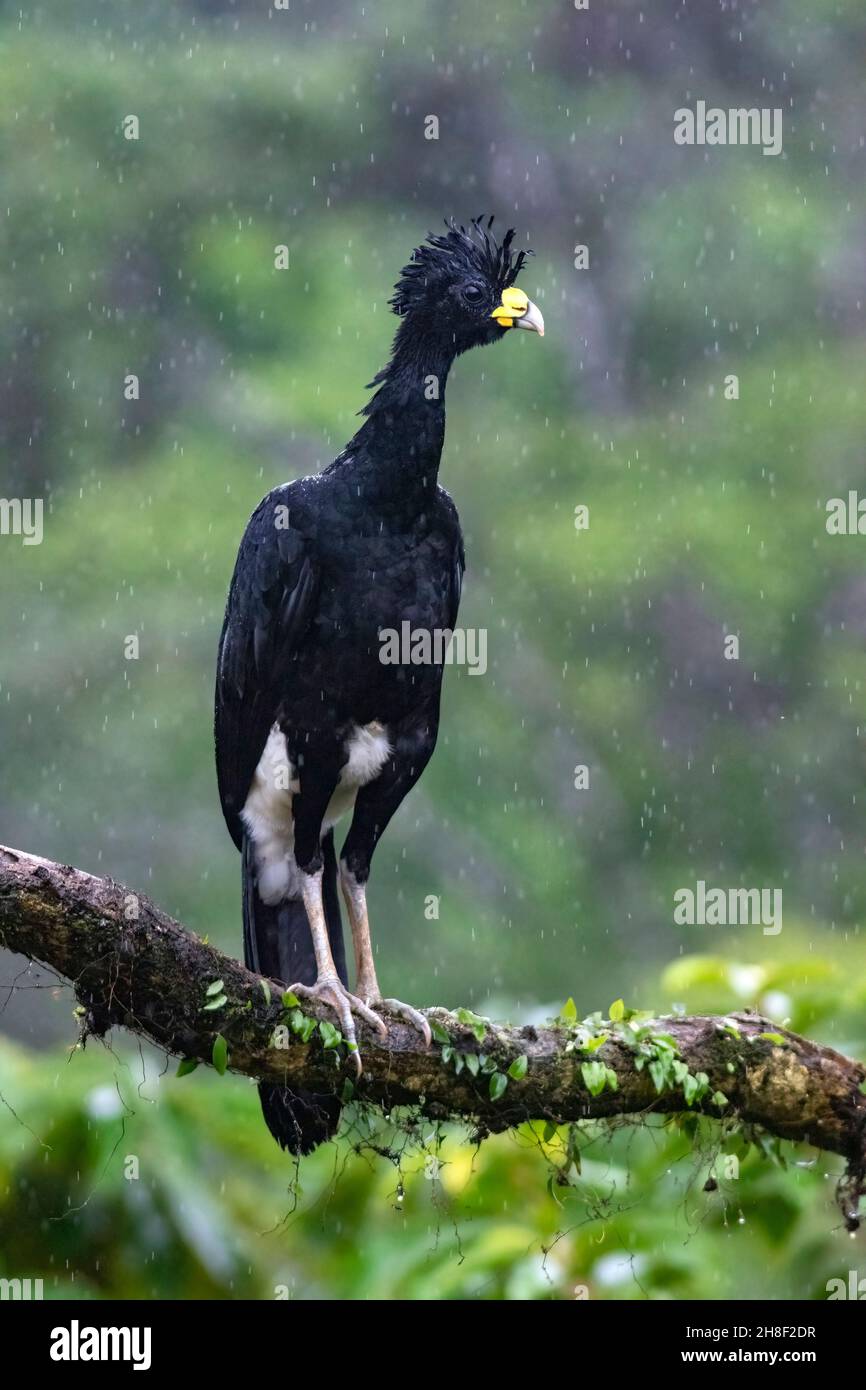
top-left (390, 216), bottom-right (532, 317)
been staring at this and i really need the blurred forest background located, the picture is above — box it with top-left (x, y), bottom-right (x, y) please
top-left (1, 0), bottom-right (865, 1299)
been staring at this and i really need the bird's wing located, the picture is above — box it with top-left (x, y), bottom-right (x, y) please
top-left (439, 487), bottom-right (465, 632)
top-left (215, 490), bottom-right (318, 850)
top-left (448, 536), bottom-right (465, 632)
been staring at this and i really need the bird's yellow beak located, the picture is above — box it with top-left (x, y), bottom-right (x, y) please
top-left (491, 286), bottom-right (545, 336)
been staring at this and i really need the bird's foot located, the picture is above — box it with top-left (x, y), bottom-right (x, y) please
top-left (288, 976), bottom-right (387, 1075)
top-left (360, 993), bottom-right (432, 1049)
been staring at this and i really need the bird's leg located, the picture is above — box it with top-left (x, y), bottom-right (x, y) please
top-left (289, 769), bottom-right (388, 1072)
top-left (340, 864), bottom-right (432, 1048)
top-left (339, 722), bottom-right (437, 1046)
top-left (339, 864), bottom-right (381, 999)
top-left (287, 868), bottom-right (387, 1074)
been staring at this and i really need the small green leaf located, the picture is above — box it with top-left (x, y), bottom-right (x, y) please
top-left (561, 997), bottom-right (578, 1023)
top-left (319, 1020), bottom-right (341, 1049)
top-left (464, 1053), bottom-right (480, 1077)
top-left (282, 990), bottom-right (300, 1008)
top-left (712, 1091), bottom-right (729, 1109)
top-left (456, 1008), bottom-right (487, 1043)
top-left (581, 1060), bottom-right (608, 1097)
top-left (341, 1078), bottom-right (355, 1102)
top-left (440, 1045), bottom-right (454, 1064)
top-left (176, 1058), bottom-right (198, 1078)
top-left (649, 1057), bottom-right (667, 1094)
top-left (430, 1020), bottom-right (451, 1045)
top-left (583, 1033), bottom-right (607, 1053)
top-left (205, 979), bottom-right (225, 997)
top-left (260, 979), bottom-right (272, 1007)
top-left (212, 1034), bottom-right (228, 1076)
top-left (683, 1070), bottom-right (710, 1107)
top-left (289, 1009), bottom-right (316, 1043)
top-left (758, 1032), bottom-right (786, 1046)
top-left (542, 1121), bottom-right (558, 1143)
top-left (508, 1054), bottom-right (528, 1080)
top-left (203, 994), bottom-right (228, 1012)
top-left (608, 998), bottom-right (625, 1022)
top-left (489, 1071), bottom-right (508, 1102)
top-left (858, 1080), bottom-right (866, 1096)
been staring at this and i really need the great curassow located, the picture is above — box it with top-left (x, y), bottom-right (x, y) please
top-left (215, 218), bottom-right (544, 1153)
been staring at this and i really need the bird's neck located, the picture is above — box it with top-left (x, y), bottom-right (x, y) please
top-left (343, 330), bottom-right (457, 512)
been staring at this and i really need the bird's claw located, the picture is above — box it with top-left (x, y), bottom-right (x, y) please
top-left (377, 997), bottom-right (433, 1049)
top-left (288, 976), bottom-right (387, 1075)
top-left (288, 980), bottom-right (432, 1074)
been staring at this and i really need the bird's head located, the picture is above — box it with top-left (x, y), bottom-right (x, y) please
top-left (389, 216), bottom-right (544, 357)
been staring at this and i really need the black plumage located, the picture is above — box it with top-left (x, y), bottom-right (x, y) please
top-left (215, 218), bottom-right (543, 1153)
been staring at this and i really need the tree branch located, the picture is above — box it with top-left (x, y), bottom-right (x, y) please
top-left (1, 843), bottom-right (864, 1223)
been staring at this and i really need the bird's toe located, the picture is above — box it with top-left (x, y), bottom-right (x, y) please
top-left (288, 977), bottom-right (382, 1072)
top-left (380, 998), bottom-right (432, 1048)
top-left (345, 990), bottom-right (389, 1039)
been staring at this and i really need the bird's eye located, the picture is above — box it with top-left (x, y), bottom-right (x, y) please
top-left (462, 285), bottom-right (483, 305)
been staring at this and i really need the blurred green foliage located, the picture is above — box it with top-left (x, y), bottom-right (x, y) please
top-left (1, 0), bottom-right (865, 1298)
top-left (1, 951), bottom-right (862, 1300)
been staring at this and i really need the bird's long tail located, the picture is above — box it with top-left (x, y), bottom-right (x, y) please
top-left (242, 830), bottom-right (348, 1155)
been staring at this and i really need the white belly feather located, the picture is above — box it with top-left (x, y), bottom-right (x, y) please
top-left (241, 722), bottom-right (390, 905)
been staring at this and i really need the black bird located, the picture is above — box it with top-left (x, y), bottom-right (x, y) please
top-left (215, 217), bottom-right (544, 1153)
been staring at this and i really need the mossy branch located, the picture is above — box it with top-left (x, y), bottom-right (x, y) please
top-left (1, 843), bottom-right (865, 1224)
